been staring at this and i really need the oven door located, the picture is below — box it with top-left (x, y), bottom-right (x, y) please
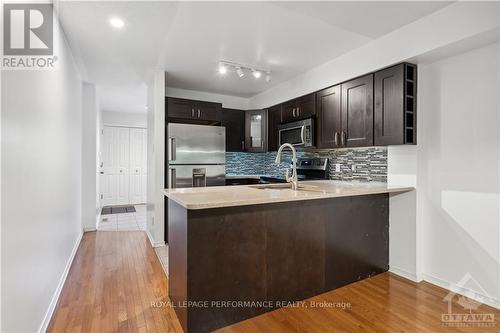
top-left (279, 125), bottom-right (306, 146)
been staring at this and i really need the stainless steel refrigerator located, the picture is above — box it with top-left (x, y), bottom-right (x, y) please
top-left (167, 123), bottom-right (225, 188)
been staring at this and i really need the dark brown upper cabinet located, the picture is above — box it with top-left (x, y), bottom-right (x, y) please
top-left (267, 104), bottom-right (282, 151)
top-left (167, 97), bottom-right (222, 123)
top-left (245, 110), bottom-right (268, 153)
top-left (281, 93), bottom-right (316, 123)
top-left (374, 63), bottom-right (417, 145)
top-left (221, 108), bottom-right (246, 152)
top-left (341, 74), bottom-right (374, 147)
top-left (316, 85), bottom-right (342, 149)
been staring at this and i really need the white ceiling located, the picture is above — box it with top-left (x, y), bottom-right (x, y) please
top-left (58, 1), bottom-right (452, 112)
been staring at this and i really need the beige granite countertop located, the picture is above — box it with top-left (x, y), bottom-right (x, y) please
top-left (163, 180), bottom-right (414, 210)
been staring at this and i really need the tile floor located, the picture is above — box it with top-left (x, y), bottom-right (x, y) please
top-left (98, 204), bottom-right (147, 231)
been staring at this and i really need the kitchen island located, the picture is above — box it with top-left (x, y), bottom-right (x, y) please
top-left (164, 181), bottom-right (413, 333)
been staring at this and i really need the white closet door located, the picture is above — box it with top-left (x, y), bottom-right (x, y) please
top-left (141, 129), bottom-right (147, 203)
top-left (129, 128), bottom-right (145, 204)
top-left (116, 127), bottom-right (130, 205)
top-left (101, 126), bottom-right (118, 206)
top-left (101, 126), bottom-right (130, 206)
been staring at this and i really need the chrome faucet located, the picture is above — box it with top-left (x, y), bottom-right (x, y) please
top-left (275, 143), bottom-right (298, 190)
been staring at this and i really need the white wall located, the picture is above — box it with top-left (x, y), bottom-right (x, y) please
top-left (146, 72), bottom-right (166, 246)
top-left (166, 86), bottom-right (250, 110)
top-left (82, 83), bottom-right (99, 231)
top-left (388, 42), bottom-right (500, 308)
top-left (417, 43), bottom-right (500, 307)
top-left (101, 110), bottom-right (147, 128)
top-left (248, 1), bottom-right (500, 109)
top-left (1, 16), bottom-right (84, 333)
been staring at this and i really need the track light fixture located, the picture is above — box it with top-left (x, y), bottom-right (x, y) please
top-left (218, 61), bottom-right (271, 82)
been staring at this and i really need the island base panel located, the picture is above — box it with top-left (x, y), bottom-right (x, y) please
top-left (168, 194), bottom-right (389, 333)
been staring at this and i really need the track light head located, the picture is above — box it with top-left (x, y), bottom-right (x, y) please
top-left (236, 67), bottom-right (245, 78)
top-left (265, 72), bottom-right (271, 82)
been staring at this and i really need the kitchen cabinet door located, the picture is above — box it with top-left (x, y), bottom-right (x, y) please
top-left (295, 93), bottom-right (316, 119)
top-left (281, 93), bottom-right (316, 123)
top-left (267, 104), bottom-right (281, 151)
top-left (281, 100), bottom-right (296, 123)
top-left (374, 63), bottom-right (417, 145)
top-left (245, 110), bottom-right (268, 152)
top-left (167, 97), bottom-right (196, 119)
top-left (316, 85), bottom-right (341, 149)
top-left (341, 74), bottom-right (374, 147)
top-left (374, 64), bottom-right (404, 145)
top-left (221, 108), bottom-right (245, 152)
top-left (195, 101), bottom-right (222, 122)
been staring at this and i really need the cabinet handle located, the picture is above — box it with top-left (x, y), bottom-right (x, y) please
top-left (197, 109), bottom-right (201, 118)
top-left (341, 131), bottom-right (346, 146)
top-left (168, 137), bottom-right (176, 161)
top-left (241, 140), bottom-right (245, 151)
top-left (292, 108), bottom-right (295, 117)
top-left (334, 132), bottom-right (339, 146)
top-left (169, 168), bottom-right (176, 189)
top-left (191, 108), bottom-right (195, 118)
top-left (297, 107), bottom-right (300, 117)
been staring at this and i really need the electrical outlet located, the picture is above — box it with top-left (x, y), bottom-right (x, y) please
top-left (335, 163), bottom-right (341, 172)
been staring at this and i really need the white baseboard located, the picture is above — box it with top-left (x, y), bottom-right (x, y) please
top-left (389, 266), bottom-right (421, 282)
top-left (146, 229), bottom-right (165, 248)
top-left (83, 227), bottom-right (96, 232)
top-left (38, 231), bottom-right (83, 333)
top-left (422, 273), bottom-right (500, 310)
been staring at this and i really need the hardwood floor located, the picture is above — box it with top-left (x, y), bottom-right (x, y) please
top-left (47, 231), bottom-right (182, 333)
top-left (48, 231), bottom-right (499, 333)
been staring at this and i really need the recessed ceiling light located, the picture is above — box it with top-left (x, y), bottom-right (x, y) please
top-left (218, 64), bottom-right (227, 75)
top-left (252, 70), bottom-right (261, 79)
top-left (109, 17), bottom-right (125, 29)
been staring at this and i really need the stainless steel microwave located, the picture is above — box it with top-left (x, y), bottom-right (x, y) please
top-left (278, 118), bottom-right (314, 147)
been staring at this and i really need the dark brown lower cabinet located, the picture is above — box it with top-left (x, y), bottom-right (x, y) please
top-left (341, 74), bottom-right (374, 147)
top-left (221, 108), bottom-right (245, 152)
top-left (168, 194), bottom-right (389, 333)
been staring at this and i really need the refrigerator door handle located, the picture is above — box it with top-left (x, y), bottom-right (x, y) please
top-left (169, 168), bottom-right (176, 189)
top-left (168, 137), bottom-right (176, 161)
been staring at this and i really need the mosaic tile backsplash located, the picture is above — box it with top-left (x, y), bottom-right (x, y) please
top-left (226, 147), bottom-right (387, 182)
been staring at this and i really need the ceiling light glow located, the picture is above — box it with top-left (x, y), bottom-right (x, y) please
top-left (252, 70), bottom-right (261, 79)
top-left (109, 17), bottom-right (125, 29)
top-left (218, 64), bottom-right (227, 75)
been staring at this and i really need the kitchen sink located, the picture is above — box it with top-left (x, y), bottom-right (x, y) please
top-left (251, 183), bottom-right (318, 191)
